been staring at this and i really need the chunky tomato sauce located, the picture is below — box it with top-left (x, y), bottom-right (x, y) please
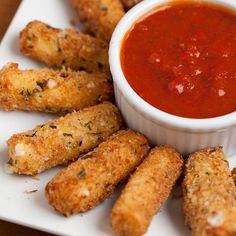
top-left (121, 1), bottom-right (236, 118)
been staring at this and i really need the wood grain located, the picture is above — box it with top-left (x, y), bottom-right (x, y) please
top-left (0, 0), bottom-right (20, 40)
top-left (0, 0), bottom-right (53, 235)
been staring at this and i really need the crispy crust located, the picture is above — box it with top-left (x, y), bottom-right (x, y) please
top-left (0, 63), bottom-right (113, 113)
top-left (111, 145), bottom-right (183, 236)
top-left (6, 102), bottom-right (123, 175)
top-left (19, 20), bottom-right (109, 73)
top-left (232, 168), bottom-right (236, 186)
top-left (182, 147), bottom-right (236, 236)
top-left (45, 129), bottom-right (150, 216)
top-left (121, 0), bottom-right (142, 10)
top-left (70, 0), bottom-right (124, 42)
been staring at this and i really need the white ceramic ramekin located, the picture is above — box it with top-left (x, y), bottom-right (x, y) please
top-left (109, 0), bottom-right (236, 156)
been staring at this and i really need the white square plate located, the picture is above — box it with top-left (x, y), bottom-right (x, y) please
top-left (1, 0), bottom-right (236, 235)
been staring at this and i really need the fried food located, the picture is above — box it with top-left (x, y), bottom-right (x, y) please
top-left (6, 102), bottom-right (122, 175)
top-left (19, 20), bottom-right (109, 73)
top-left (121, 0), bottom-right (142, 10)
top-left (70, 0), bottom-right (125, 42)
top-left (0, 63), bottom-right (112, 113)
top-left (232, 168), bottom-right (236, 186)
top-left (182, 147), bottom-right (236, 236)
top-left (111, 145), bottom-right (183, 236)
top-left (45, 129), bottom-right (150, 216)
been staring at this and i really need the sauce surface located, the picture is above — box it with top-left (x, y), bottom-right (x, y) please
top-left (121, 1), bottom-right (236, 118)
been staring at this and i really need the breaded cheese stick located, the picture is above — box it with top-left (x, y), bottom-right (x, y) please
top-left (20, 20), bottom-right (109, 73)
top-left (111, 146), bottom-right (183, 236)
top-left (0, 63), bottom-right (112, 113)
top-left (121, 0), bottom-right (142, 10)
top-left (182, 147), bottom-right (236, 236)
top-left (70, 0), bottom-right (124, 42)
top-left (232, 168), bottom-right (236, 186)
top-left (45, 129), bottom-right (150, 216)
top-left (6, 102), bottom-right (122, 175)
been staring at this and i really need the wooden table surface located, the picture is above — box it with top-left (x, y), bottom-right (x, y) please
top-left (0, 1), bottom-right (52, 235)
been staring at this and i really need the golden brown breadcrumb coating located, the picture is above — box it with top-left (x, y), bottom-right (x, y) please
top-left (20, 20), bottom-right (109, 73)
top-left (70, 0), bottom-right (125, 42)
top-left (121, 0), bottom-right (142, 10)
top-left (182, 147), bottom-right (236, 236)
top-left (232, 168), bottom-right (236, 186)
top-left (111, 145), bottom-right (183, 236)
top-left (6, 102), bottom-right (122, 175)
top-left (45, 129), bottom-right (150, 216)
top-left (0, 63), bottom-right (113, 113)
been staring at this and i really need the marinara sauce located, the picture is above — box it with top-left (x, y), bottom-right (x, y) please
top-left (121, 1), bottom-right (236, 118)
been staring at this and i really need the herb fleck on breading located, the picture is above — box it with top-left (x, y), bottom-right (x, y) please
top-left (49, 125), bottom-right (57, 129)
top-left (36, 80), bottom-right (47, 90)
top-left (78, 169), bottom-right (86, 178)
top-left (25, 131), bottom-right (37, 137)
top-left (63, 133), bottom-right (73, 137)
top-left (20, 89), bottom-right (33, 97)
top-left (83, 121), bottom-right (93, 130)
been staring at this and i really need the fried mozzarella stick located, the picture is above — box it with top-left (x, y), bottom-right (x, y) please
top-left (6, 102), bottom-right (122, 175)
top-left (182, 147), bottom-right (236, 236)
top-left (70, 0), bottom-right (125, 42)
top-left (20, 20), bottom-right (109, 73)
top-left (111, 146), bottom-right (183, 236)
top-left (45, 129), bottom-right (150, 216)
top-left (0, 63), bottom-right (112, 113)
top-left (121, 0), bottom-right (142, 10)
